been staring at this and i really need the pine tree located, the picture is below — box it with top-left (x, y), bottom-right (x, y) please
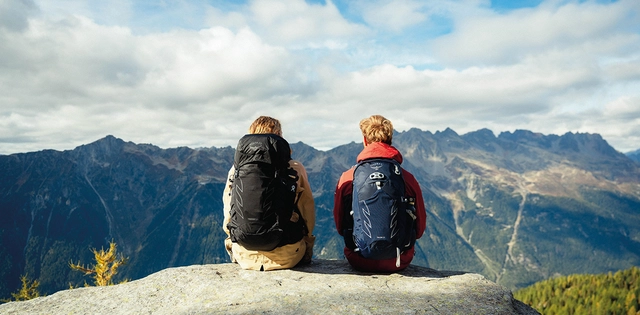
top-left (515, 266), bottom-right (640, 314)
top-left (1, 275), bottom-right (41, 302)
top-left (69, 241), bottom-right (128, 286)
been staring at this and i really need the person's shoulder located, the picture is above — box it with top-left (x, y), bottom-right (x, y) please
top-left (339, 165), bottom-right (355, 180)
top-left (289, 159), bottom-right (305, 167)
top-left (289, 159), bottom-right (308, 173)
top-left (401, 167), bottom-right (418, 182)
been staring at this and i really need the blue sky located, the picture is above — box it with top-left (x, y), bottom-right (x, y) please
top-left (1, 0), bottom-right (639, 154)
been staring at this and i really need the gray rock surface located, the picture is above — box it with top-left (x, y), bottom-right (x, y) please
top-left (0, 259), bottom-right (538, 314)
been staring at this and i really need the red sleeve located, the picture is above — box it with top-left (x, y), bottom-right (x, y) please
top-left (403, 171), bottom-right (427, 239)
top-left (333, 168), bottom-right (354, 235)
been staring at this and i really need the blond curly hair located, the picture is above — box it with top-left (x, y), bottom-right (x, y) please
top-left (360, 115), bottom-right (393, 145)
top-left (248, 116), bottom-right (282, 136)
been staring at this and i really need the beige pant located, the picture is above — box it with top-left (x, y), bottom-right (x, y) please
top-left (225, 236), bottom-right (314, 271)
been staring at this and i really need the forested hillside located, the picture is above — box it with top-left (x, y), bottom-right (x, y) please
top-left (515, 266), bottom-right (640, 314)
top-left (1, 129), bottom-right (639, 299)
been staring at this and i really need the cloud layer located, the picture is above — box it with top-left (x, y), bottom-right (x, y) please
top-left (1, 0), bottom-right (639, 154)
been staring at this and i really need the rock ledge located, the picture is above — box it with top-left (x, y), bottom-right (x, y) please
top-left (0, 259), bottom-right (538, 314)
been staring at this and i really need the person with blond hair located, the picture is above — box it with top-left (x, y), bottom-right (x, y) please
top-left (223, 116), bottom-right (315, 271)
top-left (333, 115), bottom-right (426, 272)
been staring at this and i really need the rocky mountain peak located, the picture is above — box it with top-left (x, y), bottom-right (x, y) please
top-left (497, 129), bottom-right (555, 149)
top-left (435, 127), bottom-right (460, 138)
top-left (1, 127), bottom-right (638, 300)
top-left (559, 132), bottom-right (620, 157)
top-left (467, 128), bottom-right (496, 139)
top-left (79, 135), bottom-right (127, 152)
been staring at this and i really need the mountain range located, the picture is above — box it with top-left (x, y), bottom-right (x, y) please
top-left (1, 128), bottom-right (639, 299)
top-left (627, 149), bottom-right (640, 163)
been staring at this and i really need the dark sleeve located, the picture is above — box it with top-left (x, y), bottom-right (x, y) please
top-left (403, 171), bottom-right (427, 239)
top-left (333, 168), bottom-right (354, 235)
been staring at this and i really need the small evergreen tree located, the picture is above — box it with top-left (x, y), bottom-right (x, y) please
top-left (1, 274), bottom-right (41, 302)
top-left (69, 241), bottom-right (128, 286)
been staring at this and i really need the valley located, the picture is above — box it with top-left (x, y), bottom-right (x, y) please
top-left (1, 128), bottom-right (639, 299)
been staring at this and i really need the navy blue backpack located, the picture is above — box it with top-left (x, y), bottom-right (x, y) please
top-left (349, 159), bottom-right (417, 265)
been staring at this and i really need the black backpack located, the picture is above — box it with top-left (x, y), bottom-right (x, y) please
top-left (227, 134), bottom-right (306, 251)
top-left (347, 158), bottom-right (416, 264)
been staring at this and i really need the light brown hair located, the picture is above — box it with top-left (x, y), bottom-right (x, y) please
top-left (360, 115), bottom-right (393, 145)
top-left (248, 116), bottom-right (282, 136)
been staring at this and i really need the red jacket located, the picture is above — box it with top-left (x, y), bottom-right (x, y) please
top-left (333, 142), bottom-right (427, 272)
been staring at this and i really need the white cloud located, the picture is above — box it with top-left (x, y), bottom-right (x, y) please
top-left (0, 15), bottom-right (141, 114)
top-left (139, 26), bottom-right (295, 105)
top-left (358, 0), bottom-right (427, 32)
top-left (327, 58), bottom-right (597, 115)
top-left (248, 0), bottom-right (369, 46)
top-left (0, 0), bottom-right (38, 31)
top-left (205, 6), bottom-right (247, 30)
top-left (433, 0), bottom-right (640, 67)
top-left (0, 8), bottom-right (311, 152)
top-left (604, 96), bottom-right (640, 120)
top-left (2, 0), bottom-right (640, 154)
